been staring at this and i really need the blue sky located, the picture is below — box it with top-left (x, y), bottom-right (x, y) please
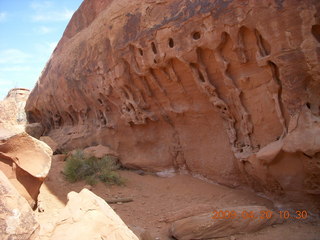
top-left (0, 0), bottom-right (83, 99)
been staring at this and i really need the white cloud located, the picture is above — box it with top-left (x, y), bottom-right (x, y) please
top-left (0, 49), bottom-right (31, 64)
top-left (38, 26), bottom-right (53, 34)
top-left (32, 42), bottom-right (58, 61)
top-left (30, 1), bottom-right (74, 22)
top-left (30, 1), bottom-right (53, 10)
top-left (0, 80), bottom-right (12, 86)
top-left (0, 66), bottom-right (31, 72)
top-left (0, 12), bottom-right (8, 22)
top-left (0, 79), bottom-right (14, 99)
top-left (32, 9), bottom-right (74, 22)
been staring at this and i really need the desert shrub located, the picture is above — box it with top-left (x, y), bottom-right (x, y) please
top-left (63, 150), bottom-right (124, 186)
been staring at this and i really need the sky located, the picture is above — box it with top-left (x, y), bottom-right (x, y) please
top-left (0, 0), bottom-right (83, 100)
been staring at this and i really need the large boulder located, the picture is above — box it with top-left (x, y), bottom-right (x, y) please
top-left (0, 170), bottom-right (39, 240)
top-left (170, 206), bottom-right (282, 240)
top-left (0, 131), bottom-right (52, 207)
top-left (0, 88), bottom-right (30, 125)
top-left (0, 88), bottom-right (30, 134)
top-left (49, 188), bottom-right (139, 240)
top-left (25, 123), bottom-right (44, 139)
top-left (25, 0), bottom-right (320, 208)
top-left (83, 144), bottom-right (119, 158)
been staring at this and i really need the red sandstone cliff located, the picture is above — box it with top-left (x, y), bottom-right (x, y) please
top-left (25, 0), bottom-right (320, 209)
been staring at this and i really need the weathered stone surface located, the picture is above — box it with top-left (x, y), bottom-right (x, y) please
top-left (25, 123), bottom-right (44, 139)
top-left (130, 226), bottom-right (153, 240)
top-left (0, 133), bottom-right (52, 178)
top-left (0, 132), bottom-right (52, 207)
top-left (0, 170), bottom-right (39, 240)
top-left (49, 188), bottom-right (139, 240)
top-left (170, 206), bottom-right (282, 240)
top-left (256, 140), bottom-right (283, 164)
top-left (52, 154), bottom-right (67, 162)
top-left (160, 204), bottom-right (213, 223)
top-left (25, 0), bottom-right (320, 207)
top-left (0, 88), bottom-right (30, 125)
top-left (40, 136), bottom-right (58, 153)
top-left (83, 144), bottom-right (119, 158)
top-left (283, 106), bottom-right (320, 156)
top-left (0, 88), bottom-right (30, 135)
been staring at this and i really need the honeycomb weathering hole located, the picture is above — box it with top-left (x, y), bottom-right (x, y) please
top-left (192, 32), bottom-right (201, 40)
top-left (168, 38), bottom-right (174, 48)
top-left (311, 24), bottom-right (320, 43)
top-left (151, 42), bottom-right (157, 54)
top-left (198, 71), bottom-right (205, 82)
top-left (306, 102), bottom-right (311, 109)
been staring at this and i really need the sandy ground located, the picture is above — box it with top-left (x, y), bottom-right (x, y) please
top-left (35, 156), bottom-right (320, 240)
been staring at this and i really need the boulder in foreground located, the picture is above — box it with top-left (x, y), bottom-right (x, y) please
top-left (0, 131), bottom-right (52, 207)
top-left (49, 188), bottom-right (139, 240)
top-left (0, 170), bottom-right (39, 240)
top-left (170, 206), bottom-right (283, 240)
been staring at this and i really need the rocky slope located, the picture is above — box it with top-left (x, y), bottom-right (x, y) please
top-left (25, 0), bottom-right (320, 210)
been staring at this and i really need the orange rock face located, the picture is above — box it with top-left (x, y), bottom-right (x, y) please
top-left (26, 0), bottom-right (320, 208)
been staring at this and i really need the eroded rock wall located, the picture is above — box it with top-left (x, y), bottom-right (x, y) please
top-left (26, 0), bottom-right (320, 207)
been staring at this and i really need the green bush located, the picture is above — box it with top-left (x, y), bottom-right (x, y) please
top-left (63, 150), bottom-right (124, 186)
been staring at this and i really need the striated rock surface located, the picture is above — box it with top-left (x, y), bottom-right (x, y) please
top-left (26, 0), bottom-right (320, 208)
top-left (0, 170), bottom-right (39, 240)
top-left (170, 206), bottom-right (282, 240)
top-left (49, 188), bottom-right (139, 240)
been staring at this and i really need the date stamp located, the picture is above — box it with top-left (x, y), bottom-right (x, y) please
top-left (211, 210), bottom-right (308, 220)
